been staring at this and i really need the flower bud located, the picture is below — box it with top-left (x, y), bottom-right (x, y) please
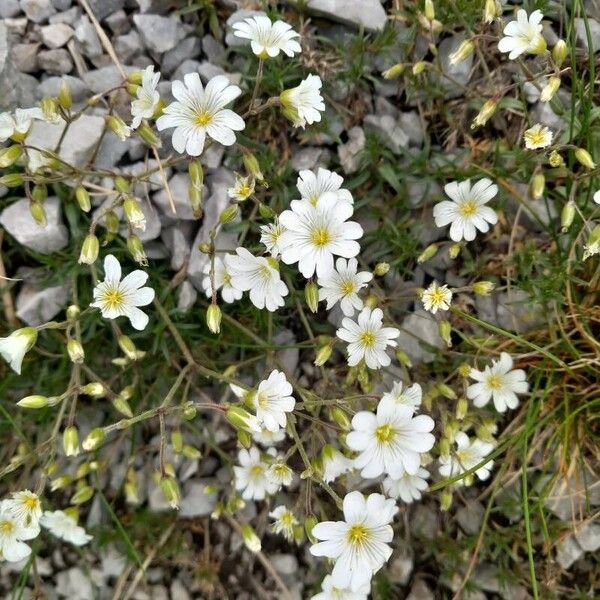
top-left (382, 63), bottom-right (406, 79)
top-left (561, 200), bottom-right (575, 232)
top-left (237, 430), bottom-right (252, 448)
top-left (182, 444), bottom-right (201, 459)
top-left (63, 426), bottom-right (80, 457)
top-left (449, 40), bottom-right (474, 65)
top-left (395, 349), bottom-right (412, 368)
top-left (439, 437), bottom-right (451, 459)
top-left (78, 234), bottom-right (99, 265)
top-left (171, 430), bottom-right (183, 454)
top-left (82, 428), bottom-right (105, 451)
top-left (241, 523), bottom-right (261, 553)
top-left (457, 363), bottom-right (471, 378)
top-left (115, 176), bottom-right (130, 194)
top-left (112, 394), bottom-right (133, 418)
top-left (305, 281), bottom-right (319, 313)
top-left (456, 397), bottom-right (468, 420)
top-left (472, 281), bottom-right (495, 296)
top-left (206, 304), bottom-right (222, 334)
top-left (30, 202), bottom-right (47, 226)
top-left (41, 96), bottom-right (60, 122)
top-left (0, 173), bottom-right (24, 187)
top-left (137, 123), bottom-right (161, 147)
top-left (198, 242), bottom-right (211, 254)
top-left (105, 210), bottom-right (120, 233)
top-left (483, 0), bottom-right (501, 23)
top-left (373, 262), bottom-right (390, 276)
top-left (67, 339), bottom-right (85, 364)
top-left (548, 150), bottom-right (564, 168)
top-left (81, 382), bottom-right (105, 398)
top-left (225, 406), bottom-right (261, 433)
top-left (117, 335), bottom-right (137, 360)
top-left (127, 235), bottom-right (148, 266)
top-left (160, 476), bottom-right (181, 509)
top-left (471, 99), bottom-right (497, 128)
top-left (58, 79), bottom-right (72, 110)
top-left (67, 304), bottom-right (80, 320)
top-left (424, 0), bottom-right (435, 20)
top-left (529, 32), bottom-right (547, 55)
top-left (314, 344), bottom-right (333, 367)
top-left (440, 489), bottom-right (453, 511)
top-left (417, 243), bottom-right (438, 264)
top-left (70, 485), bottom-right (94, 505)
top-left (75, 185), bottom-right (91, 212)
top-left (575, 148), bottom-right (596, 170)
top-left (181, 401), bottom-right (197, 420)
top-left (305, 516), bottom-right (318, 543)
top-left (242, 153), bottom-right (265, 183)
top-left (127, 70), bottom-right (144, 85)
top-left (583, 224), bottom-right (600, 260)
top-left (50, 475), bottom-right (72, 491)
top-left (31, 184), bottom-right (47, 203)
top-left (123, 197), bottom-right (146, 231)
top-left (449, 243), bottom-right (461, 259)
top-left (17, 395), bottom-right (49, 409)
top-left (106, 115), bottom-right (131, 141)
top-left (219, 204), bottom-right (239, 224)
top-left (189, 184), bottom-right (203, 219)
top-left (437, 383), bottom-right (457, 400)
top-left (412, 61), bottom-right (428, 75)
top-left (552, 40), bottom-right (568, 67)
top-left (529, 172), bottom-right (545, 199)
top-left (329, 407), bottom-right (351, 430)
top-left (540, 76), bottom-right (560, 103)
top-left (0, 145), bottom-right (22, 168)
top-left (438, 320), bottom-right (452, 347)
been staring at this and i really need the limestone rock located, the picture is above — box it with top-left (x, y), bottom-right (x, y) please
top-left (20, 0), bottom-right (56, 23)
top-left (133, 14), bottom-right (185, 54)
top-left (16, 282), bottom-right (68, 326)
top-left (178, 481), bottom-right (218, 518)
top-left (38, 48), bottom-right (72, 74)
top-left (285, 0), bottom-right (387, 31)
top-left (40, 22), bottom-right (74, 48)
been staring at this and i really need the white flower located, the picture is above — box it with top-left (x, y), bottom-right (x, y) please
top-left (90, 254), bottom-right (155, 331)
top-left (228, 247), bottom-right (289, 311)
top-left (318, 258), bottom-right (372, 317)
top-left (228, 175), bottom-right (255, 201)
top-left (498, 9), bottom-right (546, 60)
top-left (524, 123), bottom-right (553, 149)
top-left (27, 148), bottom-right (51, 173)
top-left (0, 501), bottom-right (38, 562)
top-left (311, 574), bottom-right (370, 600)
top-left (232, 15), bottom-right (301, 58)
top-left (253, 427), bottom-right (286, 446)
top-left (594, 190), bottom-right (600, 205)
top-left (202, 255), bottom-right (243, 304)
top-left (267, 461), bottom-right (293, 487)
top-left (336, 307), bottom-right (399, 370)
top-left (156, 73), bottom-right (244, 156)
top-left (421, 281), bottom-right (453, 314)
top-left (347, 397), bottom-right (435, 479)
top-left (297, 168), bottom-right (353, 207)
top-left (260, 221), bottom-right (286, 258)
top-left (310, 491), bottom-right (398, 591)
top-left (383, 468), bottom-right (430, 503)
top-left (279, 193), bottom-right (363, 278)
top-left (40, 510), bottom-right (92, 546)
top-left (381, 381), bottom-right (422, 409)
top-left (466, 352), bottom-right (529, 412)
top-left (3, 491), bottom-right (42, 531)
top-left (321, 444), bottom-right (353, 483)
top-left (0, 327), bottom-right (37, 374)
top-left (131, 65), bottom-right (161, 129)
top-left (233, 447), bottom-right (280, 500)
top-left (0, 108), bottom-right (44, 141)
top-left (280, 75), bottom-right (326, 128)
top-left (439, 432), bottom-right (495, 485)
top-left (251, 370), bottom-right (295, 432)
top-left (269, 505), bottom-right (298, 541)
top-left (433, 178), bottom-right (498, 242)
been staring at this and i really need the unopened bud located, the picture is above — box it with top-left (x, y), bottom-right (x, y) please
top-left (123, 197), bottom-right (146, 231)
top-left (575, 148), bottom-right (596, 170)
top-left (0, 145), bottom-right (22, 168)
top-left (258, 203), bottom-right (275, 219)
top-left (305, 281), bottom-right (319, 313)
top-left (112, 394), bottom-right (133, 418)
top-left (17, 395), bottom-right (49, 409)
top-left (561, 200), bottom-right (575, 232)
top-left (115, 176), bottom-right (130, 193)
top-left (529, 173), bottom-right (545, 199)
top-left (58, 79), bottom-right (72, 110)
top-left (373, 262), bottom-right (390, 276)
top-left (127, 71), bottom-right (143, 85)
top-left (30, 202), bottom-right (47, 226)
top-left (41, 97), bottom-right (60, 122)
top-left (50, 475), bottom-right (72, 491)
top-left (417, 243), bottom-right (438, 264)
top-left (81, 382), bottom-right (105, 398)
top-left (412, 61), bottom-right (428, 75)
top-left (472, 281), bottom-right (495, 296)
top-left (483, 0), bottom-right (501, 23)
top-left (395, 349), bottom-right (412, 368)
top-left (225, 406), bottom-right (261, 433)
top-left (82, 428), bottom-right (105, 451)
top-left (117, 335), bottom-right (137, 360)
top-left (548, 150), bottom-right (564, 168)
top-left (552, 40), bottom-right (568, 67)
top-left (424, 0), bottom-right (435, 21)
top-left (67, 339), bottom-right (85, 364)
top-left (438, 320), bottom-right (452, 347)
top-left (242, 153), bottom-right (265, 183)
top-left (160, 476), bottom-right (181, 509)
top-left (382, 63), bottom-right (406, 79)
top-left (540, 76), bottom-right (560, 103)
top-left (75, 185), bottom-right (91, 212)
top-left (471, 99), bottom-right (497, 128)
top-left (182, 445), bottom-right (201, 459)
top-left (206, 304), bottom-right (222, 334)
top-left (456, 397), bottom-right (468, 420)
top-left (449, 40), bottom-right (474, 65)
top-left (67, 304), bottom-right (80, 320)
top-left (237, 430), bottom-right (252, 448)
top-left (171, 430), bottom-right (183, 454)
top-left (127, 235), bottom-right (148, 266)
top-left (31, 184), bottom-right (47, 203)
top-left (440, 489), bottom-right (453, 511)
top-left (0, 173), bottom-right (24, 187)
top-left (181, 401), bottom-right (197, 420)
top-left (241, 523), bottom-right (261, 553)
top-left (137, 123), bottom-right (161, 147)
top-left (107, 115), bottom-right (131, 141)
top-left (314, 344), bottom-right (333, 367)
top-left (437, 383), bottom-right (457, 400)
top-left (78, 234), bottom-right (99, 265)
top-left (330, 407), bottom-right (350, 430)
top-left (70, 485), bottom-right (94, 505)
top-left (449, 243), bottom-right (461, 259)
top-left (219, 204), bottom-right (238, 224)
top-left (63, 426), bottom-right (80, 457)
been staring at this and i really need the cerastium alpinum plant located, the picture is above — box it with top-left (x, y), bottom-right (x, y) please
top-left (0, 1), bottom-right (599, 598)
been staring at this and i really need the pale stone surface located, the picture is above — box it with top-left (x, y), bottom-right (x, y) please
top-left (16, 282), bottom-right (68, 326)
top-left (284, 0), bottom-right (387, 31)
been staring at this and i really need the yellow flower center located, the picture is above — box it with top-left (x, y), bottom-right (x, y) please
top-left (238, 185), bottom-right (251, 198)
top-left (281, 512), bottom-right (295, 526)
top-left (257, 391), bottom-right (269, 409)
top-left (223, 273), bottom-right (232, 285)
top-left (459, 199), bottom-right (478, 217)
top-left (360, 331), bottom-right (376, 347)
top-left (526, 130), bottom-right (546, 146)
top-left (311, 227), bottom-right (330, 247)
top-left (23, 495), bottom-right (39, 511)
top-left (486, 374), bottom-right (503, 390)
top-left (429, 288), bottom-right (447, 306)
top-left (250, 465), bottom-right (264, 477)
top-left (347, 524), bottom-right (369, 546)
top-left (195, 110), bottom-right (213, 126)
top-left (375, 424), bottom-right (396, 444)
top-left (0, 520), bottom-right (14, 535)
top-left (101, 287), bottom-right (125, 310)
top-left (341, 280), bottom-right (355, 295)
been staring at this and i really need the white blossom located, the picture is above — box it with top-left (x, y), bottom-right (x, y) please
top-left (232, 15), bottom-right (301, 58)
top-left (347, 397), bottom-right (435, 479)
top-left (383, 468), bottom-right (430, 503)
top-left (260, 221), bottom-right (286, 258)
top-left (0, 501), bottom-right (38, 563)
top-left (267, 461), bottom-right (294, 487)
top-left (3, 491), bottom-right (42, 531)
top-left (433, 178), bottom-right (498, 242)
top-left (40, 510), bottom-right (92, 546)
top-left (252, 370), bottom-right (295, 432)
top-left (438, 432), bottom-right (495, 485)
top-left (279, 192), bottom-right (363, 278)
top-left (269, 505), bottom-right (298, 541)
top-left (131, 65), bottom-right (161, 129)
top-left (91, 255), bottom-right (155, 331)
top-left (228, 248), bottom-right (289, 311)
top-left (336, 307), bottom-right (399, 370)
top-left (297, 168), bottom-right (353, 207)
top-left (253, 427), bottom-right (286, 447)
top-left (280, 74), bottom-right (325, 128)
top-left (498, 9), bottom-right (546, 60)
top-left (467, 352), bottom-right (529, 412)
top-left (321, 444), bottom-right (353, 483)
top-left (0, 327), bottom-right (38, 375)
top-left (524, 123), bottom-right (553, 149)
top-left (318, 258), bottom-right (372, 316)
top-left (233, 447), bottom-right (280, 500)
top-left (421, 281), bottom-right (453, 314)
top-left (311, 574), bottom-right (370, 600)
top-left (202, 255), bottom-right (243, 304)
top-left (310, 491), bottom-right (397, 591)
top-left (381, 381), bottom-right (422, 409)
top-left (0, 108), bottom-right (44, 142)
top-left (157, 74), bottom-right (244, 156)
top-left (227, 175), bottom-right (255, 201)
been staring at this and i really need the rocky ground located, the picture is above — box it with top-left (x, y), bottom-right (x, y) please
top-left (1, 0), bottom-right (600, 599)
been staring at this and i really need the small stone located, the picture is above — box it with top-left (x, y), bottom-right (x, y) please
top-left (171, 58), bottom-right (201, 82)
top-left (0, 0), bottom-right (21, 18)
top-left (274, 329), bottom-right (299, 375)
top-left (544, 467), bottom-right (600, 521)
top-left (49, 5), bottom-right (79, 26)
top-left (556, 535), bottom-right (583, 570)
top-left (161, 225), bottom-right (193, 271)
top-left (270, 553), bottom-right (298, 576)
top-left (52, 0), bottom-right (71, 9)
top-left (496, 289), bottom-right (544, 333)
top-left (36, 74), bottom-right (89, 103)
top-left (162, 37), bottom-right (202, 76)
top-left (82, 65), bottom-right (137, 94)
top-left (40, 22), bottom-right (74, 48)
top-left (388, 551), bottom-right (413, 585)
top-left (20, 0), bottom-right (56, 23)
top-left (407, 579), bottom-right (434, 600)
top-left (100, 546), bottom-right (127, 581)
top-left (574, 18), bottom-right (600, 52)
top-left (178, 481), bottom-right (218, 518)
top-left (438, 35), bottom-right (474, 98)
top-left (86, 0), bottom-right (122, 21)
top-left (16, 282), bottom-right (69, 326)
top-left (0, 197), bottom-right (68, 254)
top-left (363, 114), bottom-right (409, 154)
top-left (136, 0), bottom-right (170, 13)
top-left (400, 111), bottom-right (424, 147)
top-left (55, 567), bottom-right (94, 600)
top-left (133, 14), bottom-right (185, 54)
top-left (114, 31), bottom-right (143, 64)
top-left (153, 173), bottom-right (203, 221)
top-left (202, 34), bottom-right (225, 64)
top-left (338, 126), bottom-right (365, 174)
top-left (197, 61), bottom-right (241, 85)
top-left (411, 504), bottom-right (438, 539)
top-left (38, 48), bottom-right (72, 74)
top-left (3, 17), bottom-right (28, 37)
top-left (396, 309), bottom-right (445, 364)
top-left (290, 147), bottom-right (328, 172)
top-left (575, 522), bottom-right (600, 552)
top-left (105, 9), bottom-right (130, 36)
top-left (456, 500), bottom-right (485, 535)
top-left (177, 280), bottom-right (197, 312)
top-left (74, 15), bottom-right (103, 58)
top-left (12, 43), bottom-right (40, 73)
top-left (170, 579), bottom-right (191, 600)
top-left (284, 0), bottom-right (386, 31)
